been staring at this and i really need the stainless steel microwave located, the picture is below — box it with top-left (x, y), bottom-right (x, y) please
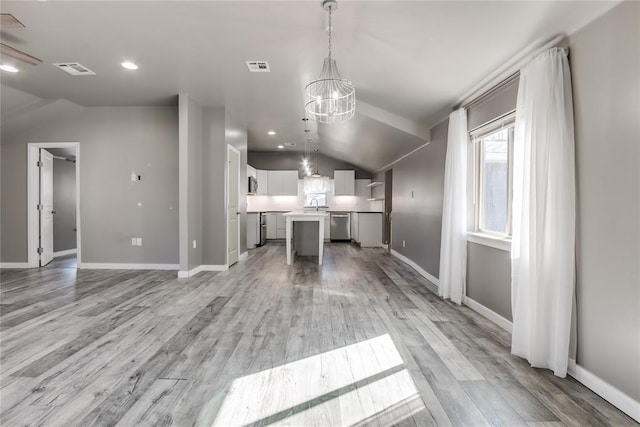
top-left (248, 176), bottom-right (258, 194)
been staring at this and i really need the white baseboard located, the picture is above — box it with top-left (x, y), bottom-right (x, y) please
top-left (177, 264), bottom-right (227, 278)
top-left (239, 251), bottom-right (248, 261)
top-left (463, 296), bottom-right (513, 333)
top-left (78, 263), bottom-right (179, 270)
top-left (0, 262), bottom-right (30, 269)
top-left (54, 249), bottom-right (77, 258)
top-left (390, 249), bottom-right (439, 292)
top-left (568, 359), bottom-right (640, 423)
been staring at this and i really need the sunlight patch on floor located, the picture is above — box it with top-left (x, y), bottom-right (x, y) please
top-left (212, 334), bottom-right (424, 426)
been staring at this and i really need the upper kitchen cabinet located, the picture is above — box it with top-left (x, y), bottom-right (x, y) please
top-left (256, 170), bottom-right (269, 195)
top-left (334, 170), bottom-right (355, 196)
top-left (267, 170), bottom-right (298, 196)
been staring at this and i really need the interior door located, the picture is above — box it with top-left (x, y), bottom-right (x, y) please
top-left (227, 146), bottom-right (240, 266)
top-left (384, 169), bottom-right (393, 250)
top-left (39, 149), bottom-right (54, 266)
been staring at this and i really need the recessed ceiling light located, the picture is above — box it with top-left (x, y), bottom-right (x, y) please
top-left (277, 145), bottom-right (284, 149)
top-left (121, 61), bottom-right (138, 70)
top-left (0, 64), bottom-right (19, 73)
top-left (267, 131), bottom-right (276, 136)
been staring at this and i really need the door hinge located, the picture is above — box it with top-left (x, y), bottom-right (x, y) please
top-left (36, 161), bottom-right (43, 167)
top-left (37, 247), bottom-right (44, 254)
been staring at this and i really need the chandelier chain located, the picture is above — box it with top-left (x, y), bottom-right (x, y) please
top-left (328, 7), bottom-right (332, 61)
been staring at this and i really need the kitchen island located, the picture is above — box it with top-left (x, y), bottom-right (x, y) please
top-left (283, 211), bottom-right (329, 265)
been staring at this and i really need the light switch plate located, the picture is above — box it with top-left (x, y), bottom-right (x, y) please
top-left (136, 238), bottom-right (142, 246)
top-left (193, 240), bottom-right (197, 249)
top-left (131, 237), bottom-right (137, 246)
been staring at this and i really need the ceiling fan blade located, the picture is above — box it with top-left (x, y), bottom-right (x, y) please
top-left (0, 13), bottom-right (25, 29)
top-left (0, 43), bottom-right (42, 66)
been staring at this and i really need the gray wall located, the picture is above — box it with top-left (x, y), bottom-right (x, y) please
top-left (180, 102), bottom-right (248, 270)
top-left (391, 119), bottom-right (448, 277)
top-left (1, 106), bottom-right (179, 264)
top-left (248, 151), bottom-right (372, 179)
top-left (569, 1), bottom-right (640, 401)
top-left (178, 94), bottom-right (203, 271)
top-left (202, 107), bottom-right (227, 266)
top-left (466, 243), bottom-right (512, 320)
top-left (226, 111), bottom-right (248, 256)
top-left (52, 158), bottom-right (76, 252)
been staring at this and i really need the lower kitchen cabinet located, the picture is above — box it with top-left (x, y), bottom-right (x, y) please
top-left (266, 213), bottom-right (277, 239)
top-left (247, 213), bottom-right (260, 249)
top-left (351, 212), bottom-right (382, 247)
top-left (266, 212), bottom-right (286, 239)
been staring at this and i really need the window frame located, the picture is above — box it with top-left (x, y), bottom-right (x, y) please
top-left (470, 112), bottom-right (516, 241)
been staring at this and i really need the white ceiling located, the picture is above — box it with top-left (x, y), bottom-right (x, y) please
top-left (0, 1), bottom-right (619, 171)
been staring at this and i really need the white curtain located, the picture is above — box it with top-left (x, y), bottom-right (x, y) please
top-left (511, 47), bottom-right (576, 377)
top-left (439, 108), bottom-right (467, 304)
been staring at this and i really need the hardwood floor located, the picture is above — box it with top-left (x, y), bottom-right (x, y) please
top-left (0, 245), bottom-right (635, 426)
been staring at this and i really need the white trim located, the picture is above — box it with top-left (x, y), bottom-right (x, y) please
top-left (177, 264), bottom-right (227, 278)
top-left (27, 142), bottom-right (81, 268)
top-left (568, 360), bottom-right (640, 423)
top-left (390, 249), bottom-right (439, 291)
top-left (239, 251), bottom-right (248, 261)
top-left (463, 296), bottom-right (513, 333)
top-left (78, 263), bottom-right (178, 270)
top-left (376, 141), bottom-right (430, 173)
top-left (467, 232), bottom-right (511, 252)
top-left (54, 249), bottom-right (77, 258)
top-left (0, 263), bottom-right (30, 269)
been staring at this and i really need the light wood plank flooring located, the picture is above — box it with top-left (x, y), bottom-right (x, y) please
top-left (1, 245), bottom-right (636, 426)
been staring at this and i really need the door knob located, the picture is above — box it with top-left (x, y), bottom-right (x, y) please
top-left (51, 210), bottom-right (56, 214)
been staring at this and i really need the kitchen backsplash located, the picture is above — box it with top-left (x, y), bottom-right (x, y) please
top-left (247, 180), bottom-right (383, 212)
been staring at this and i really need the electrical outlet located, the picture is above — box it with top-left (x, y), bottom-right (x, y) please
top-left (131, 172), bottom-right (137, 182)
top-left (136, 238), bottom-right (142, 246)
top-left (131, 237), bottom-right (137, 246)
top-left (193, 240), bottom-right (197, 249)
top-left (402, 240), bottom-right (406, 247)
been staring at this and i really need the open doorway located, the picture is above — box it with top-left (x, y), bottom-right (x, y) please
top-left (384, 169), bottom-right (393, 252)
top-left (27, 143), bottom-right (81, 268)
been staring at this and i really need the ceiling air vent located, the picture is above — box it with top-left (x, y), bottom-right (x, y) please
top-left (246, 61), bottom-right (270, 72)
top-left (53, 62), bottom-right (96, 76)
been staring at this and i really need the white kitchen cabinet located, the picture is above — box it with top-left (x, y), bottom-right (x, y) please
top-left (334, 170), bottom-right (355, 195)
top-left (324, 217), bottom-right (330, 240)
top-left (353, 213), bottom-right (382, 247)
top-left (276, 213), bottom-right (286, 239)
top-left (266, 213), bottom-right (277, 239)
top-left (246, 213), bottom-right (260, 249)
top-left (351, 212), bottom-right (381, 247)
top-left (351, 213), bottom-right (360, 243)
top-left (257, 170), bottom-right (269, 195)
top-left (267, 170), bottom-right (298, 196)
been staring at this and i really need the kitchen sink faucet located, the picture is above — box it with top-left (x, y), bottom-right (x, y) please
top-left (310, 198), bottom-right (319, 211)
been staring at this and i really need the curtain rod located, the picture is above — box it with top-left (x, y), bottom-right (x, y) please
top-left (455, 34), bottom-right (566, 110)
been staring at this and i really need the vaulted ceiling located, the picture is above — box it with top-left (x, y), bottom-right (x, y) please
top-left (0, 1), bottom-right (619, 171)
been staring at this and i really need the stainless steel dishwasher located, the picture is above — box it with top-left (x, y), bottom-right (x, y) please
top-left (330, 212), bottom-right (350, 241)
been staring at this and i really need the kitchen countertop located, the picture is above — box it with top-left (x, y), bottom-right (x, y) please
top-left (247, 210), bottom-right (382, 214)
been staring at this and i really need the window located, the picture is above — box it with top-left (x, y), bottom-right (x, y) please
top-left (304, 192), bottom-right (327, 207)
top-left (472, 113), bottom-right (515, 237)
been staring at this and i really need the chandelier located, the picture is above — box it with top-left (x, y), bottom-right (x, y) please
top-left (305, 0), bottom-right (355, 123)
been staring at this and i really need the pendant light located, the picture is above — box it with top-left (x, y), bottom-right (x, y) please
top-left (311, 149), bottom-right (322, 178)
top-left (305, 0), bottom-right (355, 124)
